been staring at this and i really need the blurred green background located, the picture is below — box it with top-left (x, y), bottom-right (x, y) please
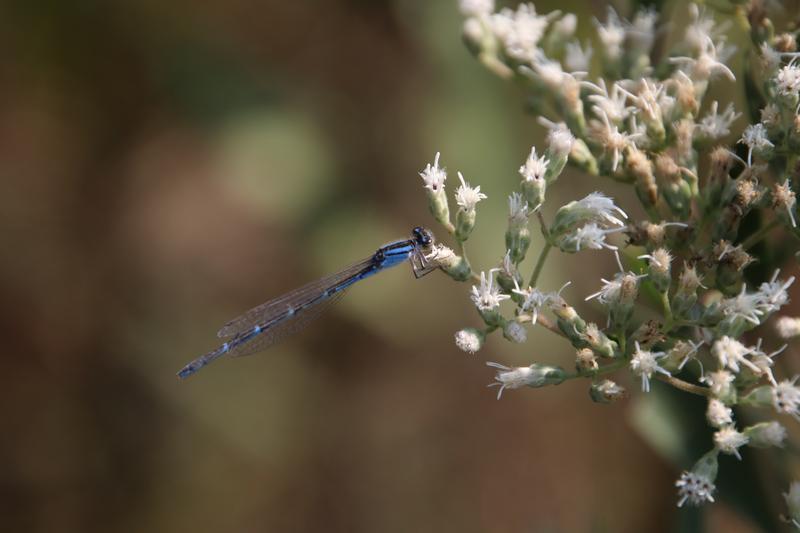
top-left (0, 0), bottom-right (796, 531)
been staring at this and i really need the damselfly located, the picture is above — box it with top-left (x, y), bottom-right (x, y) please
top-left (177, 227), bottom-right (437, 378)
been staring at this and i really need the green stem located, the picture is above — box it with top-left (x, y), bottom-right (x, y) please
top-left (740, 219), bottom-right (780, 250)
top-left (528, 242), bottom-right (552, 288)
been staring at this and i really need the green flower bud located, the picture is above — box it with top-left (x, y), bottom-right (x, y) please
top-left (455, 208), bottom-right (476, 241)
top-left (744, 421), bottom-right (787, 448)
top-left (581, 322), bottom-right (618, 358)
top-left (506, 193), bottom-right (531, 263)
top-left (589, 379), bottom-right (627, 403)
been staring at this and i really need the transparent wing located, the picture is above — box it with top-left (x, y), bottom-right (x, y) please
top-left (217, 257), bottom-right (375, 339)
top-left (226, 290), bottom-right (346, 357)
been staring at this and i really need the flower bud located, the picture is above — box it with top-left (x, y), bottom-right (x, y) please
top-left (487, 361), bottom-right (567, 399)
top-left (568, 138), bottom-right (598, 175)
top-left (544, 123), bottom-right (575, 181)
top-left (627, 148), bottom-right (658, 209)
top-left (455, 208), bottom-right (476, 241)
top-left (575, 348), bottom-right (598, 373)
top-left (521, 176), bottom-right (546, 209)
top-left (506, 193), bottom-right (531, 263)
top-left (503, 320), bottom-right (527, 343)
top-left (673, 262), bottom-right (704, 316)
top-left (589, 379), bottom-right (627, 403)
top-left (744, 421), bottom-right (787, 448)
top-left (440, 253), bottom-right (472, 282)
top-left (655, 154), bottom-right (691, 218)
top-left (581, 322), bottom-right (618, 358)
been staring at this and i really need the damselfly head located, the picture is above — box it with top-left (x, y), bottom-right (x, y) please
top-left (412, 226), bottom-right (435, 248)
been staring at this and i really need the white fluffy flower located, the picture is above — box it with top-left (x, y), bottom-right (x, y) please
top-left (485, 362), bottom-right (533, 399)
top-left (593, 6), bottom-right (625, 61)
top-left (713, 425), bottom-right (748, 460)
top-left (697, 101), bottom-right (740, 139)
top-left (676, 471), bottom-right (716, 507)
top-left (565, 41), bottom-right (593, 72)
top-left (630, 341), bottom-right (670, 392)
top-left (589, 109), bottom-right (645, 171)
top-left (519, 147), bottom-right (549, 181)
top-left (572, 191), bottom-right (628, 226)
top-left (756, 270), bottom-right (795, 315)
top-left (706, 399), bottom-right (733, 428)
top-left (419, 152), bottom-right (447, 191)
top-left (747, 421), bottom-right (787, 448)
top-left (701, 370), bottom-right (735, 398)
top-left (584, 79), bottom-right (636, 123)
top-left (739, 123), bottom-right (773, 166)
top-left (458, 0), bottom-right (494, 17)
top-left (512, 283), bottom-right (552, 324)
top-left (455, 171), bottom-right (487, 211)
top-left (508, 191), bottom-right (530, 223)
top-left (470, 269), bottom-right (510, 311)
top-left (776, 316), bottom-right (800, 339)
top-left (776, 63), bottom-right (800, 96)
top-left (712, 336), bottom-right (759, 374)
top-left (784, 481), bottom-right (800, 528)
top-left (545, 121), bottom-right (576, 158)
top-left (772, 377), bottom-right (800, 421)
top-left (491, 3), bottom-right (550, 61)
top-left (670, 35), bottom-right (736, 82)
top-left (561, 223), bottom-right (623, 252)
top-left (454, 328), bottom-right (483, 354)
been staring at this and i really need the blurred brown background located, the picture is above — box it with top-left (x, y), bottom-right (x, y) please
top-left (0, 0), bottom-right (795, 531)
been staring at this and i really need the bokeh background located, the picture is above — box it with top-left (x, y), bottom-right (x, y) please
top-left (1, 0), bottom-right (798, 531)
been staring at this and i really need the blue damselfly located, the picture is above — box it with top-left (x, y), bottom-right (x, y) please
top-left (177, 227), bottom-right (436, 378)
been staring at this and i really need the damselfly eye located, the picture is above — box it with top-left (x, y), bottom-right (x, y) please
top-left (412, 226), bottom-right (434, 246)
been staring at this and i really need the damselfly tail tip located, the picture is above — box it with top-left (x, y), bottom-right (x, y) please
top-left (177, 359), bottom-right (204, 379)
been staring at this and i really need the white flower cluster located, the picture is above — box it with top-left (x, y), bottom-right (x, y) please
top-left (438, 0), bottom-right (800, 518)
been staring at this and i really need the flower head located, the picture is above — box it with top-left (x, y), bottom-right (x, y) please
top-left (776, 316), bottom-right (800, 339)
top-left (455, 171), bottom-right (487, 211)
top-left (630, 341), bottom-right (670, 392)
top-left (565, 40), bottom-right (593, 72)
top-left (697, 101), bottom-right (740, 139)
top-left (512, 282), bottom-right (552, 324)
top-left (508, 192), bottom-right (530, 224)
top-left (776, 62), bottom-right (800, 96)
top-left (486, 361), bottom-right (566, 399)
top-left (676, 471), bottom-right (716, 507)
top-left (711, 336), bottom-right (759, 374)
top-left (454, 328), bottom-right (484, 354)
top-left (746, 421), bottom-right (787, 448)
top-left (713, 426), bottom-right (748, 460)
top-left (701, 370), bottom-right (735, 399)
top-left (739, 123), bottom-right (773, 166)
top-left (784, 481), bottom-right (800, 528)
top-left (670, 35), bottom-right (735, 82)
top-left (519, 147), bottom-right (549, 182)
top-left (545, 122), bottom-right (576, 159)
top-left (757, 270), bottom-right (795, 315)
top-left (470, 269), bottom-right (510, 311)
top-left (706, 399), bottom-right (733, 428)
top-left (459, 0), bottom-right (494, 17)
top-left (773, 377), bottom-right (800, 421)
top-left (593, 6), bottom-right (625, 61)
top-left (419, 152), bottom-right (447, 191)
